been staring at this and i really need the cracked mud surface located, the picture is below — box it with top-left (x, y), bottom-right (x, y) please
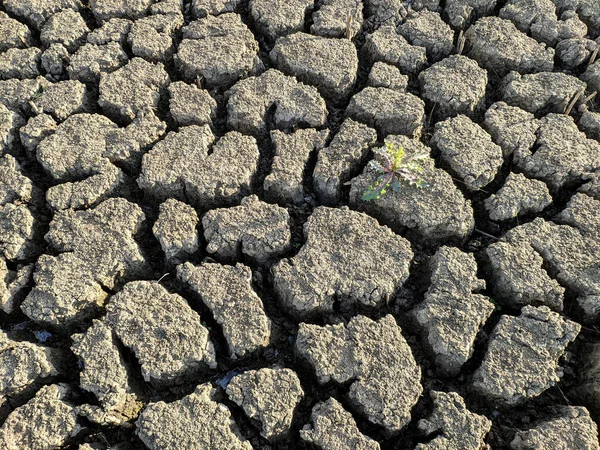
top-left (0, 0), bottom-right (600, 449)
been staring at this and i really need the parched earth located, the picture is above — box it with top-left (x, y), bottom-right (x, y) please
top-left (1, 0), bottom-right (600, 449)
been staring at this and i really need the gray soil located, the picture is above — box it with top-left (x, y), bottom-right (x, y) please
top-left (0, 0), bottom-right (599, 449)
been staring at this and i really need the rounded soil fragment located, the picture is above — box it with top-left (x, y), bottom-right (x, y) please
top-left (202, 195), bottom-right (292, 265)
top-left (105, 281), bottom-right (217, 387)
top-left (177, 261), bottom-right (272, 359)
top-left (270, 32), bottom-right (359, 100)
top-left (349, 136), bottom-right (474, 243)
top-left (136, 384), bottom-right (252, 450)
top-left (300, 397), bottom-right (381, 450)
top-left (226, 368), bottom-right (304, 441)
top-left (176, 13), bottom-right (259, 88)
top-left (464, 16), bottom-right (554, 77)
top-left (225, 69), bottom-right (328, 137)
top-left (472, 305), bottom-right (580, 406)
top-left (296, 315), bottom-right (423, 433)
top-left (416, 391), bottom-right (492, 450)
top-left (273, 206), bottom-right (413, 318)
top-left (418, 55), bottom-right (488, 120)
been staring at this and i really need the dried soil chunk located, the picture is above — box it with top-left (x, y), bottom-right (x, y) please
top-left (445, 0), bottom-right (497, 28)
top-left (168, 81), bottom-right (216, 127)
top-left (153, 199), bottom-right (199, 263)
top-left (41, 44), bottom-right (69, 78)
top-left (513, 114), bottom-right (600, 191)
top-left (103, 109), bottom-right (166, 168)
top-left (270, 32), bottom-right (358, 100)
top-left (138, 126), bottom-right (259, 207)
top-left (226, 368), bottom-right (303, 440)
top-left (465, 17), bottom-right (554, 77)
top-left (484, 172), bottom-right (552, 221)
top-left (311, 0), bottom-right (363, 39)
top-left (176, 13), bottom-right (259, 88)
top-left (555, 193), bottom-right (600, 240)
top-left (0, 330), bottom-right (63, 407)
top-left (416, 391), bottom-right (492, 450)
top-left (580, 109), bottom-right (600, 141)
top-left (90, 0), bottom-right (153, 22)
top-left (68, 42), bottom-right (129, 83)
top-left (364, 26), bottom-right (427, 75)
top-left (99, 57), bottom-right (169, 122)
top-left (346, 87), bottom-right (425, 138)
top-left (30, 80), bottom-right (91, 122)
top-left (313, 119), bottom-right (377, 205)
top-left (367, 62), bottom-right (408, 91)
top-left (398, 11), bottom-right (455, 62)
top-left (296, 315), bottom-right (422, 432)
top-left (136, 125), bottom-right (214, 200)
top-left (582, 61), bottom-right (600, 94)
top-left (0, 12), bottom-right (33, 52)
top-left (472, 305), bottom-right (580, 406)
top-left (191, 0), bottom-right (243, 18)
top-left (71, 319), bottom-right (141, 421)
top-left (273, 207), bottom-right (412, 318)
top-left (0, 384), bottom-right (79, 450)
top-left (412, 0), bottom-right (443, 10)
top-left (250, 0), bottom-right (313, 40)
top-left (483, 102), bottom-right (540, 157)
top-left (0, 77), bottom-right (50, 112)
top-left (19, 114), bottom-right (56, 157)
top-left (485, 234), bottom-right (565, 311)
top-left (510, 406), bottom-right (599, 450)
top-left (556, 0), bottom-right (600, 32)
top-left (87, 18), bottom-right (132, 45)
top-left (502, 71), bottom-right (586, 114)
top-left (557, 38), bottom-right (598, 69)
top-left (0, 155), bottom-right (37, 206)
top-left (40, 9), bottom-right (89, 52)
top-left (177, 262), bottom-right (271, 358)
top-left (0, 48), bottom-right (41, 80)
top-left (0, 203), bottom-right (37, 261)
top-left (264, 128), bottom-right (328, 204)
top-left (36, 113), bottom-right (143, 210)
top-left (411, 247), bottom-right (494, 376)
top-left (36, 113), bottom-right (117, 180)
top-left (44, 198), bottom-right (149, 290)
top-left (418, 55), bottom-right (488, 120)
top-left (0, 104), bottom-right (25, 155)
top-left (128, 14), bottom-right (181, 63)
top-left (202, 195), bottom-right (291, 264)
top-left (431, 115), bottom-right (503, 191)
top-left (364, 0), bottom-right (406, 23)
top-left (152, 0), bottom-right (183, 15)
top-left (579, 172), bottom-right (600, 200)
top-left (136, 384), bottom-right (252, 450)
top-left (349, 136), bottom-right (474, 242)
top-left (3, 0), bottom-right (81, 30)
top-left (298, 323), bottom-right (356, 384)
top-left (496, 216), bottom-right (600, 319)
top-left (300, 398), bottom-right (380, 450)
top-left (21, 253), bottom-right (109, 328)
top-left (500, 0), bottom-right (587, 46)
top-left (226, 69), bottom-right (328, 137)
top-left (0, 259), bottom-right (33, 314)
top-left (106, 281), bottom-right (216, 387)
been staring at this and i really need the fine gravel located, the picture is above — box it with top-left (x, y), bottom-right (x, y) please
top-left (0, 1), bottom-right (599, 449)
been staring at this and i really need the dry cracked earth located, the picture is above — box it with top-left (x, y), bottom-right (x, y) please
top-left (1, 0), bottom-right (600, 449)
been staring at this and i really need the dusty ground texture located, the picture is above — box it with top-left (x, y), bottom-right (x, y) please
top-left (0, 0), bottom-right (600, 449)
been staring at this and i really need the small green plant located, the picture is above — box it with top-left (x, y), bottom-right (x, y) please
top-left (362, 141), bottom-right (428, 201)
top-left (489, 298), bottom-right (502, 311)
